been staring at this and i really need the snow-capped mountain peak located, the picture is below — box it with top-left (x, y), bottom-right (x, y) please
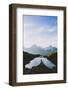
top-left (24, 45), bottom-right (57, 56)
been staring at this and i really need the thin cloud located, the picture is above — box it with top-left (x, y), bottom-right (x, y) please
top-left (23, 15), bottom-right (57, 48)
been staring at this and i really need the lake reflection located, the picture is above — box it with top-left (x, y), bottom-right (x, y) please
top-left (25, 56), bottom-right (56, 69)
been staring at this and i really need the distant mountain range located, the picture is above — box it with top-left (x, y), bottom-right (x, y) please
top-left (24, 45), bottom-right (57, 56)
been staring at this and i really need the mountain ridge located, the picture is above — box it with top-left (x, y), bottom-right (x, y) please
top-left (24, 45), bottom-right (57, 56)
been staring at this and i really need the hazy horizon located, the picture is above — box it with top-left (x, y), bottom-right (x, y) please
top-left (24, 44), bottom-right (57, 49)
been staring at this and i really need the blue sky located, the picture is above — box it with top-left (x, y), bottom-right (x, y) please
top-left (23, 15), bottom-right (57, 48)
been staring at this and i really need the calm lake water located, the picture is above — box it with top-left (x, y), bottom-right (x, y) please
top-left (25, 56), bottom-right (56, 69)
